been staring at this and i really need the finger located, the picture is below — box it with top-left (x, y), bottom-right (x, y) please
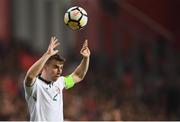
top-left (54, 38), bottom-right (59, 46)
top-left (80, 47), bottom-right (87, 54)
top-left (83, 39), bottom-right (88, 48)
top-left (52, 36), bottom-right (56, 40)
top-left (48, 38), bottom-right (53, 49)
top-left (50, 37), bottom-right (56, 46)
top-left (53, 38), bottom-right (59, 45)
top-left (80, 47), bottom-right (84, 54)
top-left (53, 42), bottom-right (60, 48)
top-left (51, 36), bottom-right (55, 42)
top-left (53, 50), bottom-right (59, 54)
top-left (51, 37), bottom-right (59, 47)
top-left (51, 37), bottom-right (57, 44)
top-left (85, 39), bottom-right (88, 46)
top-left (81, 44), bottom-right (86, 50)
top-left (50, 37), bottom-right (53, 45)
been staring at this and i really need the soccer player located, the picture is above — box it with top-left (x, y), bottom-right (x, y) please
top-left (23, 36), bottom-right (90, 121)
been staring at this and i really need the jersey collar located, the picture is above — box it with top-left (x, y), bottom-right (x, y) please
top-left (38, 76), bottom-right (51, 84)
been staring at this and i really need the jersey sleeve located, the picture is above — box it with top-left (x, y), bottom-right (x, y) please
top-left (24, 78), bottom-right (37, 99)
top-left (64, 75), bottom-right (75, 89)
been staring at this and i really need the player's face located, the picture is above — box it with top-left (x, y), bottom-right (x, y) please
top-left (45, 60), bottom-right (64, 81)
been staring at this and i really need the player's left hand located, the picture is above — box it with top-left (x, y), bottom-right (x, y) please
top-left (80, 39), bottom-right (90, 58)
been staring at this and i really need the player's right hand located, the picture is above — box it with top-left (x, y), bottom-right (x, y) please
top-left (46, 36), bottom-right (60, 56)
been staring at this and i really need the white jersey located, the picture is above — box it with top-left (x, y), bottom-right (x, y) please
top-left (24, 76), bottom-right (65, 121)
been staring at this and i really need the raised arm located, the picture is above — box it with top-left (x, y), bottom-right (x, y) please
top-left (24, 37), bottom-right (59, 86)
top-left (71, 40), bottom-right (90, 83)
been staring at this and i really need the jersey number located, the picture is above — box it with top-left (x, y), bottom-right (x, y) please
top-left (53, 94), bottom-right (58, 101)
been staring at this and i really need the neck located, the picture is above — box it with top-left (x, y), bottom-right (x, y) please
top-left (39, 73), bottom-right (51, 84)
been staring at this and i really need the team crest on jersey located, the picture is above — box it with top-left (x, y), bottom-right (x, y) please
top-left (55, 86), bottom-right (61, 94)
top-left (52, 86), bottom-right (61, 101)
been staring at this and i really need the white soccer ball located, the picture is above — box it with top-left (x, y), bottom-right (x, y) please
top-left (64, 6), bottom-right (88, 31)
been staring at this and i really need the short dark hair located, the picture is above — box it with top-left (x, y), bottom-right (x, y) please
top-left (46, 54), bottom-right (65, 64)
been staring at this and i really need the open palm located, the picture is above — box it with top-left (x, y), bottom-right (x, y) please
top-left (46, 36), bottom-right (60, 56)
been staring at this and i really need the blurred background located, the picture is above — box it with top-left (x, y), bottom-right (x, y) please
top-left (0, 0), bottom-right (179, 120)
